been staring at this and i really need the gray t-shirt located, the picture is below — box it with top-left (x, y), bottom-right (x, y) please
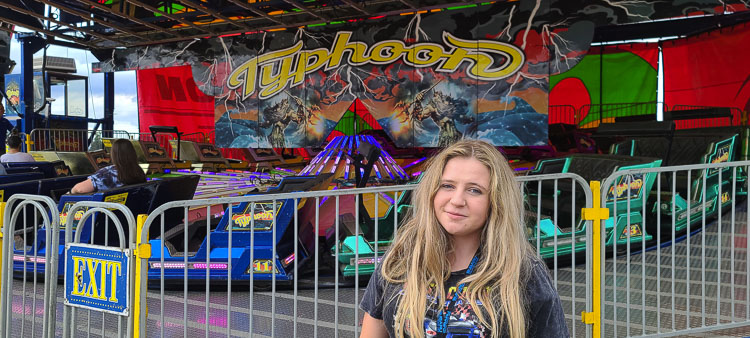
top-left (360, 259), bottom-right (569, 337)
top-left (0, 152), bottom-right (35, 163)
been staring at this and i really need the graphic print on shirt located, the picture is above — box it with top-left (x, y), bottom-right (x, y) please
top-left (395, 283), bottom-right (487, 337)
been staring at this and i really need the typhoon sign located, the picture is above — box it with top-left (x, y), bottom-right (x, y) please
top-left (226, 32), bottom-right (525, 100)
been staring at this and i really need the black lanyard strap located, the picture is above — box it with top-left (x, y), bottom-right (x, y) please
top-left (435, 254), bottom-right (479, 337)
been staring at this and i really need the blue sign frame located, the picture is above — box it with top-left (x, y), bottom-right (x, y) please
top-left (64, 243), bottom-right (130, 316)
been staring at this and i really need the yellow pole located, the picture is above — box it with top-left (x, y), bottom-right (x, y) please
top-left (24, 133), bottom-right (33, 152)
top-left (581, 181), bottom-right (608, 338)
top-left (0, 202), bottom-right (5, 293)
top-left (133, 214), bottom-right (150, 338)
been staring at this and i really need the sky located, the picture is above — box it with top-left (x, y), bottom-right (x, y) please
top-left (8, 30), bottom-right (140, 134)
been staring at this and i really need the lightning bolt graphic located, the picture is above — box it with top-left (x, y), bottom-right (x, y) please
top-left (601, 0), bottom-right (653, 21)
top-left (542, 19), bottom-right (576, 72)
top-left (522, 0), bottom-right (541, 50)
top-left (131, 46), bottom-right (149, 70)
top-left (499, 5), bottom-right (516, 42)
top-left (403, 14), bottom-right (430, 81)
top-left (102, 49), bottom-right (116, 73)
top-left (165, 39), bottom-right (198, 67)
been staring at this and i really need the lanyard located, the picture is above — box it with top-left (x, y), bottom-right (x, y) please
top-left (434, 255), bottom-right (479, 337)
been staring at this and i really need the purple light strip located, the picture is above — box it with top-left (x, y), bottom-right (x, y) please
top-left (331, 150), bottom-right (343, 173)
top-left (193, 263), bottom-right (228, 269)
top-left (380, 157), bottom-right (394, 180)
top-left (344, 158), bottom-right (351, 180)
top-left (274, 167), bottom-right (296, 174)
top-left (320, 186), bottom-right (338, 206)
top-left (372, 163), bottom-right (382, 179)
top-left (379, 192), bottom-right (395, 204)
top-left (402, 157), bottom-right (426, 169)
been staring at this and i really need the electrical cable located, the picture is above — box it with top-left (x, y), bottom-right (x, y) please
top-left (84, 51), bottom-right (97, 120)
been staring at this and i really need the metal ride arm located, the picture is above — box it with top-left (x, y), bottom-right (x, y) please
top-left (149, 126), bottom-right (183, 162)
top-left (352, 141), bottom-right (382, 188)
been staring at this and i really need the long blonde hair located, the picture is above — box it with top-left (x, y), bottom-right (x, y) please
top-left (381, 140), bottom-right (536, 337)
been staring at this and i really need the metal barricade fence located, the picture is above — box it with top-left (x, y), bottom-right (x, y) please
top-left (60, 202), bottom-right (137, 338)
top-left (183, 132), bottom-right (207, 143)
top-left (207, 130), bottom-right (216, 145)
top-left (0, 194), bottom-right (60, 338)
top-left (134, 176), bottom-right (593, 337)
top-left (599, 160), bottom-right (750, 337)
top-left (518, 173), bottom-right (593, 338)
top-left (0, 176), bottom-right (597, 337)
top-left (549, 105), bottom-right (577, 125)
top-left (578, 102), bottom-right (666, 128)
top-left (28, 129), bottom-right (132, 152)
top-left (136, 185), bottom-right (416, 337)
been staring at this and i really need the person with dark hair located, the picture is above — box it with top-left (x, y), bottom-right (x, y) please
top-left (70, 139), bottom-right (146, 194)
top-left (1, 135), bottom-right (34, 162)
top-left (0, 104), bottom-right (16, 156)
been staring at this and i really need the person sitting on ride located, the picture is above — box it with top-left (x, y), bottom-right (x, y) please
top-left (1, 135), bottom-right (35, 163)
top-left (70, 139), bottom-right (146, 194)
top-left (360, 140), bottom-right (568, 338)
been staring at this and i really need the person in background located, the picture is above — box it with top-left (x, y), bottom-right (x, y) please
top-left (1, 135), bottom-right (34, 163)
top-left (360, 140), bottom-right (568, 338)
top-left (70, 139), bottom-right (146, 194)
top-left (0, 104), bottom-right (15, 155)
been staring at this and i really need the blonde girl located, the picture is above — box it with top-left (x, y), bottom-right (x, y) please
top-left (360, 140), bottom-right (567, 337)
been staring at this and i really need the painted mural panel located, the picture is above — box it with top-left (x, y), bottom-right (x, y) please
top-left (91, 0), bottom-right (749, 147)
top-left (93, 1), bottom-right (595, 147)
top-left (550, 44), bottom-right (658, 127)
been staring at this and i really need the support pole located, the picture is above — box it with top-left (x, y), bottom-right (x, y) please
top-left (103, 72), bottom-right (115, 137)
top-left (134, 214), bottom-right (150, 338)
top-left (581, 180), bottom-right (608, 338)
top-left (18, 34), bottom-right (44, 134)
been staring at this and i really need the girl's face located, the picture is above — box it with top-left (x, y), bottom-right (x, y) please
top-left (433, 157), bottom-right (491, 241)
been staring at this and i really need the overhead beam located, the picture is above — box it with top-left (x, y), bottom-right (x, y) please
top-left (0, 15), bottom-right (96, 48)
top-left (175, 0), bottom-right (253, 30)
top-left (282, 0), bottom-right (327, 21)
top-left (0, 1), bottom-right (125, 46)
top-left (397, 0), bottom-right (416, 9)
top-left (225, 0), bottom-right (284, 25)
top-left (73, 0), bottom-right (180, 37)
top-left (124, 0), bottom-right (491, 48)
top-left (339, 0), bottom-right (372, 16)
top-left (125, 0), bottom-right (213, 34)
top-left (32, 0), bottom-right (150, 41)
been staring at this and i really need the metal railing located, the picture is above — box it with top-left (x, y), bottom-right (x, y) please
top-left (136, 184), bottom-right (416, 337)
top-left (132, 175), bottom-right (593, 337)
top-left (518, 173), bottom-right (593, 338)
top-left (549, 105), bottom-right (577, 125)
top-left (5, 160), bottom-right (750, 337)
top-left (0, 194), bottom-right (60, 338)
top-left (28, 128), bottom-right (132, 152)
top-left (207, 130), bottom-right (215, 145)
top-left (61, 202), bottom-right (137, 338)
top-left (578, 102), bottom-right (667, 128)
top-left (182, 132), bottom-right (206, 143)
top-left (0, 198), bottom-right (137, 337)
top-left (599, 160), bottom-right (750, 337)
